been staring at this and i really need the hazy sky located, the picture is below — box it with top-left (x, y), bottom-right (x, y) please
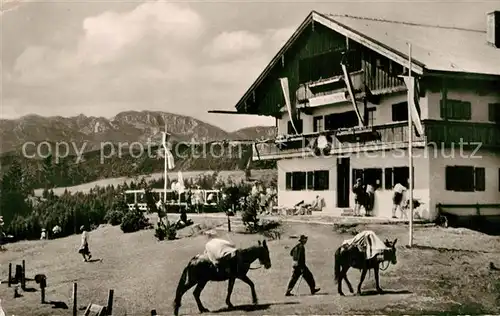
top-left (1, 0), bottom-right (498, 131)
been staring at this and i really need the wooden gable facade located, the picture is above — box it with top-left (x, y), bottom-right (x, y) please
top-left (235, 15), bottom-right (408, 118)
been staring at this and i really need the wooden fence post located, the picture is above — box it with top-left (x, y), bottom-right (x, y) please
top-left (106, 289), bottom-right (114, 315)
top-left (8, 263), bottom-right (11, 287)
top-left (72, 283), bottom-right (77, 316)
top-left (21, 260), bottom-right (26, 290)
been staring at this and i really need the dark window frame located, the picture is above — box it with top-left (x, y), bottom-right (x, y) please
top-left (445, 165), bottom-right (484, 192)
top-left (287, 119), bottom-right (303, 135)
top-left (313, 116), bottom-right (324, 133)
top-left (488, 103), bottom-right (500, 122)
top-left (440, 99), bottom-right (472, 120)
top-left (285, 170), bottom-right (329, 191)
top-left (392, 102), bottom-right (408, 122)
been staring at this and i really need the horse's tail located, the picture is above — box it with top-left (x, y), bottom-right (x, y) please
top-left (173, 264), bottom-right (190, 313)
top-left (334, 247), bottom-right (342, 283)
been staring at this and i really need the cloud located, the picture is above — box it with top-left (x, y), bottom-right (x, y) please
top-left (204, 30), bottom-right (263, 59)
top-left (203, 27), bottom-right (295, 60)
top-left (11, 1), bottom-right (204, 85)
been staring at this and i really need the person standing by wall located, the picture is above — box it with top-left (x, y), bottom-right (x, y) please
top-left (285, 235), bottom-right (320, 296)
top-left (352, 178), bottom-right (365, 216)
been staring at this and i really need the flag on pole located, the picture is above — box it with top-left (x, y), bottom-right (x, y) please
top-left (341, 63), bottom-right (365, 126)
top-left (165, 148), bottom-right (175, 170)
top-left (279, 77), bottom-right (299, 134)
top-left (402, 76), bottom-right (424, 137)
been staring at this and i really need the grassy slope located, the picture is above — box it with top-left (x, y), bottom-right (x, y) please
top-left (1, 219), bottom-right (499, 315)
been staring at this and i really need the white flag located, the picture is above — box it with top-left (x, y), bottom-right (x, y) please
top-left (402, 76), bottom-right (424, 136)
top-left (166, 148), bottom-right (175, 170)
top-left (280, 77), bottom-right (299, 134)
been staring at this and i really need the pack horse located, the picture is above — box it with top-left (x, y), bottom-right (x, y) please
top-left (173, 239), bottom-right (271, 316)
top-left (334, 230), bottom-right (397, 296)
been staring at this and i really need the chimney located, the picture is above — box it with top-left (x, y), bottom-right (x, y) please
top-left (486, 11), bottom-right (500, 48)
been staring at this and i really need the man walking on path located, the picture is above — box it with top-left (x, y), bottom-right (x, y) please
top-left (285, 235), bottom-right (320, 296)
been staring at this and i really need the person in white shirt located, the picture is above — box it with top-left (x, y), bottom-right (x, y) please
top-left (392, 182), bottom-right (407, 218)
top-left (78, 225), bottom-right (92, 262)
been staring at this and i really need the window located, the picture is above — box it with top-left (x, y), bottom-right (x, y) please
top-left (352, 169), bottom-right (364, 183)
top-left (285, 171), bottom-right (329, 191)
top-left (313, 116), bottom-right (324, 133)
top-left (488, 103), bottom-right (500, 122)
top-left (445, 166), bottom-right (484, 192)
top-left (440, 99), bottom-right (472, 120)
top-left (314, 170), bottom-right (329, 190)
top-left (287, 119), bottom-right (303, 135)
top-left (291, 172), bottom-right (306, 191)
top-left (363, 168), bottom-right (383, 188)
top-left (325, 111), bottom-right (359, 130)
top-left (392, 102), bottom-right (408, 122)
top-left (384, 166), bottom-right (414, 189)
top-left (352, 168), bottom-right (382, 189)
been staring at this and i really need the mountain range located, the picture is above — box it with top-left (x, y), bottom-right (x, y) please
top-left (0, 111), bottom-right (276, 155)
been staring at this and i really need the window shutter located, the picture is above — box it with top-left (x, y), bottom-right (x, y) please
top-left (474, 167), bottom-right (486, 191)
top-left (285, 173), bottom-right (292, 190)
top-left (464, 101), bottom-right (472, 120)
top-left (445, 166), bottom-right (454, 191)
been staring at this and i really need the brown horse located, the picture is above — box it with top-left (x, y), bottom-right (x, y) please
top-left (173, 240), bottom-right (271, 316)
top-left (334, 238), bottom-right (397, 296)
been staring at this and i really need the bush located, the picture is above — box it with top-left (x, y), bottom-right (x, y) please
top-left (154, 220), bottom-right (176, 241)
top-left (105, 210), bottom-right (124, 226)
top-left (120, 206), bottom-right (150, 233)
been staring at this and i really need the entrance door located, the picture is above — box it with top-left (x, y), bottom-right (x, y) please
top-left (337, 157), bottom-right (350, 207)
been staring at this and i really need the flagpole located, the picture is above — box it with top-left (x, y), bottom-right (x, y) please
top-left (163, 123), bottom-right (168, 205)
top-left (407, 43), bottom-right (414, 247)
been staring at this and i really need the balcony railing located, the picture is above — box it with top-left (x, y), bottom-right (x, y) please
top-left (252, 120), bottom-right (500, 159)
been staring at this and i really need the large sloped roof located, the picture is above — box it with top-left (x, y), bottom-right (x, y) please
top-left (325, 13), bottom-right (500, 76)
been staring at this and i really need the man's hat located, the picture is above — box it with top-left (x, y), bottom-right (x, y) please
top-left (299, 234), bottom-right (308, 241)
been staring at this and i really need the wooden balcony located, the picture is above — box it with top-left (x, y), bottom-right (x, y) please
top-left (424, 120), bottom-right (500, 148)
top-left (252, 120), bottom-right (500, 160)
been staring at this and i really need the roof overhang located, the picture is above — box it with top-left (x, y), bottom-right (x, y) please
top-left (234, 10), bottom-right (426, 115)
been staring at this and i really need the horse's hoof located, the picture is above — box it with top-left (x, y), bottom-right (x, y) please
top-left (376, 288), bottom-right (384, 294)
top-left (339, 292), bottom-right (345, 296)
top-left (253, 300), bottom-right (258, 305)
top-left (226, 302), bottom-right (234, 309)
top-left (200, 308), bottom-right (210, 313)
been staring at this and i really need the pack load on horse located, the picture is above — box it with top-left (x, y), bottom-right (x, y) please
top-left (334, 230), bottom-right (397, 296)
top-left (341, 230), bottom-right (387, 261)
top-left (204, 236), bottom-right (238, 275)
top-left (173, 237), bottom-right (271, 316)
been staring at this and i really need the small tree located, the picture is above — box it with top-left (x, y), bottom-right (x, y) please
top-left (241, 194), bottom-right (260, 232)
top-left (120, 205), bottom-right (150, 233)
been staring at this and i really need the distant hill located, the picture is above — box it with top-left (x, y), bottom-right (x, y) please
top-left (0, 111), bottom-right (277, 189)
top-left (0, 111), bottom-right (276, 154)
